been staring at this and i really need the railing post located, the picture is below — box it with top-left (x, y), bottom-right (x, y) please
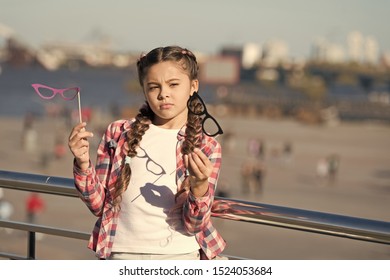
top-left (27, 231), bottom-right (36, 260)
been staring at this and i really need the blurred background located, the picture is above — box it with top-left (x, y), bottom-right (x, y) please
top-left (0, 0), bottom-right (389, 259)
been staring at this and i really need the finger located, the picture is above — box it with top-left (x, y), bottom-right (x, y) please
top-left (191, 150), bottom-right (212, 170)
top-left (72, 138), bottom-right (90, 150)
top-left (184, 154), bottom-right (189, 169)
top-left (192, 151), bottom-right (213, 178)
top-left (188, 153), bottom-right (207, 178)
top-left (78, 147), bottom-right (90, 158)
top-left (192, 148), bottom-right (210, 166)
top-left (69, 130), bottom-right (93, 146)
top-left (77, 131), bottom-right (94, 140)
top-left (73, 146), bottom-right (88, 158)
top-left (69, 122), bottom-right (87, 139)
top-left (69, 123), bottom-right (93, 142)
top-left (69, 136), bottom-right (91, 158)
top-left (69, 136), bottom-right (89, 152)
top-left (70, 146), bottom-right (88, 160)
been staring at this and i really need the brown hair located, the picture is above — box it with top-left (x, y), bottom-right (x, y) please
top-left (112, 46), bottom-right (203, 208)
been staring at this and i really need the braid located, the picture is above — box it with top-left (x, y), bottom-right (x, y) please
top-left (181, 113), bottom-right (203, 154)
top-left (174, 99), bottom-right (203, 203)
top-left (168, 108), bottom-right (203, 232)
top-left (112, 103), bottom-right (153, 208)
top-left (181, 95), bottom-right (203, 154)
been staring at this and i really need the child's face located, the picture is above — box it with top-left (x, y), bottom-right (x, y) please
top-left (143, 61), bottom-right (198, 129)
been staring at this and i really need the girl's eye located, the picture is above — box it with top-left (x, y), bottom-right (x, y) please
top-left (170, 83), bottom-right (179, 87)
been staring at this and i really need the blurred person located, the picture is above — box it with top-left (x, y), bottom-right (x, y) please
top-left (0, 188), bottom-right (14, 234)
top-left (39, 152), bottom-right (51, 169)
top-left (258, 139), bottom-right (265, 160)
top-left (21, 112), bottom-right (38, 154)
top-left (327, 154), bottom-right (340, 184)
top-left (241, 159), bottom-right (266, 195)
top-left (68, 46), bottom-right (226, 260)
top-left (248, 137), bottom-right (265, 159)
top-left (282, 141), bottom-right (293, 165)
top-left (240, 160), bottom-right (253, 194)
top-left (316, 157), bottom-right (329, 186)
top-left (252, 160), bottom-right (266, 195)
top-left (54, 129), bottom-right (66, 159)
top-left (23, 111), bottom-right (35, 130)
top-left (0, 188), bottom-right (13, 220)
top-left (26, 193), bottom-right (45, 224)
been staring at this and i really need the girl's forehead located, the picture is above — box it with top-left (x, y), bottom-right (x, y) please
top-left (146, 61), bottom-right (189, 78)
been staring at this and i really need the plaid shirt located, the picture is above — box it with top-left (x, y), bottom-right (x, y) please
top-left (73, 119), bottom-right (226, 259)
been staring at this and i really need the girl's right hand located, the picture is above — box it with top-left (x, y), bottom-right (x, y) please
top-left (68, 122), bottom-right (94, 171)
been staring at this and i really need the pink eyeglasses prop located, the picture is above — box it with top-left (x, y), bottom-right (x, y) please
top-left (31, 83), bottom-right (83, 123)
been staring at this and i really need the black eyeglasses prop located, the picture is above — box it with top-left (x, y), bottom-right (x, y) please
top-left (187, 92), bottom-right (223, 137)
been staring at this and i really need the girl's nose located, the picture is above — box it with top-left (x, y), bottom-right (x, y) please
top-left (158, 87), bottom-right (170, 99)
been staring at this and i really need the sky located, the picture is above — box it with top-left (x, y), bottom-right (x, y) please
top-left (0, 0), bottom-right (389, 59)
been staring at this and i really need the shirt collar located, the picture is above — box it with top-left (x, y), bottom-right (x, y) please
top-left (125, 118), bottom-right (187, 141)
top-left (177, 124), bottom-right (187, 141)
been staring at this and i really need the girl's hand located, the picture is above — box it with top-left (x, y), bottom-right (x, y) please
top-left (184, 148), bottom-right (212, 197)
top-left (68, 122), bottom-right (94, 171)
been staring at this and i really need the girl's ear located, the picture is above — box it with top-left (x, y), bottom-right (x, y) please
top-left (191, 79), bottom-right (199, 93)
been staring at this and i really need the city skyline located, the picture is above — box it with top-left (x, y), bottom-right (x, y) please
top-left (0, 0), bottom-right (389, 59)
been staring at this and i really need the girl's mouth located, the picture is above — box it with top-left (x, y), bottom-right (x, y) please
top-left (160, 103), bottom-right (173, 110)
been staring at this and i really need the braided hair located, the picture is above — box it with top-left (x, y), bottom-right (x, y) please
top-left (112, 46), bottom-right (203, 208)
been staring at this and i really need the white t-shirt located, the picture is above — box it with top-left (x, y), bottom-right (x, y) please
top-left (112, 124), bottom-right (199, 254)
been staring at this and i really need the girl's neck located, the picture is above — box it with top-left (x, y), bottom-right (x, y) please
top-left (152, 117), bottom-right (187, 130)
top-left (152, 120), bottom-right (186, 130)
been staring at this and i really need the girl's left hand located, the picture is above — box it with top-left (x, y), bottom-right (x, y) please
top-left (184, 148), bottom-right (212, 196)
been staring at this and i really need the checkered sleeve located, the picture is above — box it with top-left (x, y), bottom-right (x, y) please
top-left (73, 120), bottom-right (124, 217)
top-left (183, 137), bottom-right (222, 234)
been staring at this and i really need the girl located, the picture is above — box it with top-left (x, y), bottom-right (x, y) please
top-left (68, 46), bottom-right (226, 260)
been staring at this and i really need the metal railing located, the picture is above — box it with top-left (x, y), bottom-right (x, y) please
top-left (1, 170), bottom-right (390, 260)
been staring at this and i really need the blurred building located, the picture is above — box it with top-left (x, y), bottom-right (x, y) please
top-left (0, 23), bottom-right (21, 64)
top-left (242, 43), bottom-right (262, 69)
top-left (0, 22), bottom-right (14, 47)
top-left (199, 55), bottom-right (240, 85)
top-left (220, 46), bottom-right (257, 82)
top-left (36, 41), bottom-right (135, 70)
top-left (364, 36), bottom-right (379, 65)
top-left (262, 39), bottom-right (289, 67)
top-left (347, 31), bottom-right (364, 63)
top-left (311, 38), bottom-right (345, 63)
top-left (347, 31), bottom-right (379, 64)
top-left (311, 31), bottom-right (380, 65)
